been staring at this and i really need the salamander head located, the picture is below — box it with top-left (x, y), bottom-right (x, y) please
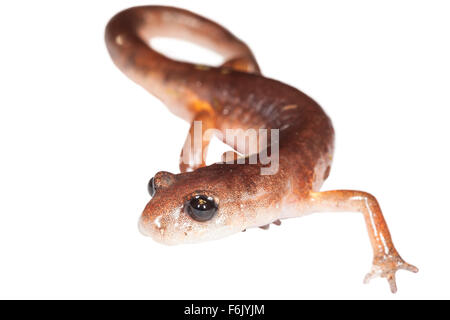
top-left (138, 165), bottom-right (261, 245)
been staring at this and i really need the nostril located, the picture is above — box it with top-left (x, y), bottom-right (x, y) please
top-left (153, 216), bottom-right (162, 229)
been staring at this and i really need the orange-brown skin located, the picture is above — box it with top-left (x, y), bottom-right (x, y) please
top-left (105, 6), bottom-right (417, 293)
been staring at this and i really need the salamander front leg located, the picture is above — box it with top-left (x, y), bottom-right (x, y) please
top-left (309, 190), bottom-right (418, 293)
top-left (179, 112), bottom-right (215, 173)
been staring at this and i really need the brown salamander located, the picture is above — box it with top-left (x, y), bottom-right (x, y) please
top-left (105, 5), bottom-right (417, 293)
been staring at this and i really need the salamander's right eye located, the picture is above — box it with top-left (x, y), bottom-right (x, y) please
top-left (148, 177), bottom-right (156, 197)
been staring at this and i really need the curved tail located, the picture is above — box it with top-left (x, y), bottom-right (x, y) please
top-left (105, 6), bottom-right (260, 100)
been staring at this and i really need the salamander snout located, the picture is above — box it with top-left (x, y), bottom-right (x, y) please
top-left (139, 171), bottom-right (179, 243)
top-left (138, 210), bottom-right (168, 242)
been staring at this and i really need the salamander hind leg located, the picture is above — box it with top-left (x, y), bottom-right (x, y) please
top-left (308, 190), bottom-right (418, 293)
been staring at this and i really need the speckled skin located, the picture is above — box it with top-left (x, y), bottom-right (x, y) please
top-left (105, 6), bottom-right (417, 292)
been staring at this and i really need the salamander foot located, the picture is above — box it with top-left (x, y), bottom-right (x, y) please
top-left (363, 254), bottom-right (418, 293)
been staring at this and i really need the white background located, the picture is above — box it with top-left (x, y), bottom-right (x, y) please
top-left (0, 0), bottom-right (449, 299)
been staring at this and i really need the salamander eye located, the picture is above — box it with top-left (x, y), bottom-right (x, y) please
top-left (186, 195), bottom-right (218, 222)
top-left (148, 171), bottom-right (177, 197)
top-left (148, 177), bottom-right (156, 197)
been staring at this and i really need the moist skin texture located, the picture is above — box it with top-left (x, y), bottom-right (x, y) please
top-left (105, 5), bottom-right (417, 293)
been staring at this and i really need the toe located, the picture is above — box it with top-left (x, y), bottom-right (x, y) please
top-left (400, 263), bottom-right (419, 273)
top-left (363, 269), bottom-right (379, 284)
top-left (387, 273), bottom-right (398, 293)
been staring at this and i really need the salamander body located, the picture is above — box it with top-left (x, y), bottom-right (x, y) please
top-left (105, 6), bottom-right (417, 292)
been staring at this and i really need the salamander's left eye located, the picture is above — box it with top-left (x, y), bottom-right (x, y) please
top-left (186, 195), bottom-right (218, 222)
top-left (148, 171), bottom-right (177, 197)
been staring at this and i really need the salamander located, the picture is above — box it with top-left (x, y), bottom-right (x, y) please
top-left (105, 5), bottom-right (417, 293)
